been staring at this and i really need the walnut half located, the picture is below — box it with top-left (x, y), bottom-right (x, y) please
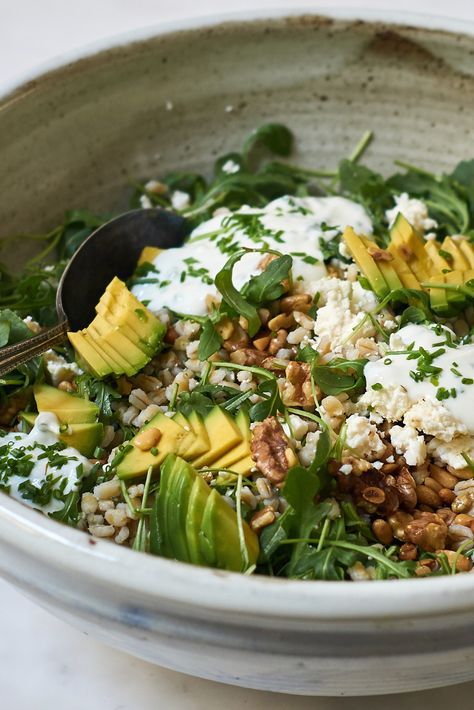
top-left (251, 416), bottom-right (297, 485)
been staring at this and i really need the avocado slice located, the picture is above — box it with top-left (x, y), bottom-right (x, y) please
top-left (20, 411), bottom-right (103, 457)
top-left (116, 412), bottom-right (187, 479)
top-left (88, 317), bottom-right (149, 374)
top-left (199, 488), bottom-right (259, 572)
top-left (459, 239), bottom-right (474, 269)
top-left (445, 269), bottom-right (467, 309)
top-left (390, 213), bottom-right (427, 262)
top-left (212, 410), bottom-right (251, 469)
top-left (69, 277), bottom-right (164, 379)
top-left (137, 246), bottom-right (162, 266)
top-left (165, 458), bottom-right (197, 562)
top-left (97, 287), bottom-right (165, 354)
top-left (186, 474), bottom-right (211, 565)
top-left (156, 454), bottom-right (180, 559)
top-left (33, 383), bottom-right (99, 424)
top-left (187, 411), bottom-right (210, 459)
top-left (358, 236), bottom-right (404, 296)
top-left (342, 228), bottom-right (388, 299)
top-left (67, 331), bottom-right (113, 378)
top-left (173, 412), bottom-right (209, 459)
top-left (193, 407), bottom-right (243, 468)
top-left (227, 454), bottom-right (255, 476)
top-left (442, 237), bottom-right (469, 271)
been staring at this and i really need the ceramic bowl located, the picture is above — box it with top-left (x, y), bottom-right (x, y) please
top-left (1, 9), bottom-right (474, 696)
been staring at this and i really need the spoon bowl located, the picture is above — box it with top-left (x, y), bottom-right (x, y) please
top-left (0, 208), bottom-right (188, 376)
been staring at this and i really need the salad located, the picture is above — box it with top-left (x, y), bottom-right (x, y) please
top-left (2, 123), bottom-right (474, 580)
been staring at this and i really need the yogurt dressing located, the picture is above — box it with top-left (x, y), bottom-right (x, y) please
top-left (131, 195), bottom-right (372, 316)
top-left (364, 324), bottom-right (474, 434)
top-left (0, 412), bottom-right (91, 514)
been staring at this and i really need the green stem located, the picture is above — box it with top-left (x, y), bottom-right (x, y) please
top-left (235, 472), bottom-right (250, 571)
top-left (348, 130), bottom-right (373, 163)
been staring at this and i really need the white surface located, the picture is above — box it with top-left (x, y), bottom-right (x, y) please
top-left (2, 0), bottom-right (474, 707)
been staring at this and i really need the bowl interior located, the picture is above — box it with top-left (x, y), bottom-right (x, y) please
top-left (1, 14), bottom-right (474, 268)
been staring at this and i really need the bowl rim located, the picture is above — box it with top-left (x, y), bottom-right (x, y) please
top-left (2, 7), bottom-right (474, 623)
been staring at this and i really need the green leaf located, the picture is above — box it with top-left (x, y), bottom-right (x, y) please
top-left (75, 374), bottom-right (121, 419)
top-left (0, 321), bottom-right (11, 348)
top-left (198, 320), bottom-right (223, 361)
top-left (176, 390), bottom-right (215, 419)
top-left (214, 250), bottom-right (261, 336)
top-left (399, 306), bottom-right (427, 328)
top-left (312, 358), bottom-right (367, 396)
top-left (243, 123), bottom-right (293, 159)
top-left (243, 254), bottom-right (293, 304)
top-left (283, 466), bottom-right (320, 515)
top-left (248, 377), bottom-right (285, 421)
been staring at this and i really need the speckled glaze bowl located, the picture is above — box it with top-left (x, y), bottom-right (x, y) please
top-left (1, 9), bottom-right (474, 696)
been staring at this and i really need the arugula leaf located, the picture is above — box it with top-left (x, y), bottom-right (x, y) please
top-left (243, 123), bottom-right (293, 160)
top-left (243, 254), bottom-right (293, 304)
top-left (176, 390), bottom-right (216, 418)
top-left (214, 250), bottom-right (261, 336)
top-left (75, 374), bottom-right (122, 419)
top-left (387, 166), bottom-right (469, 234)
top-left (248, 377), bottom-right (285, 422)
top-left (399, 305), bottom-right (427, 328)
top-left (198, 320), bottom-right (223, 361)
top-left (312, 358), bottom-right (367, 396)
top-left (338, 159), bottom-right (392, 236)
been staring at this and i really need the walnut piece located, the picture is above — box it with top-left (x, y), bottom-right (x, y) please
top-left (251, 416), bottom-right (297, 485)
top-left (405, 512), bottom-right (448, 552)
top-left (279, 361), bottom-right (315, 407)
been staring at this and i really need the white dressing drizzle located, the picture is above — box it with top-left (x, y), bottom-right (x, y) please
top-left (0, 412), bottom-right (91, 514)
top-left (364, 324), bottom-right (474, 434)
top-left (131, 195), bottom-right (372, 316)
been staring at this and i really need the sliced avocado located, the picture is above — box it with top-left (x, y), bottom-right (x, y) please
top-left (67, 331), bottom-right (112, 378)
top-left (442, 237), bottom-right (469, 271)
top-left (165, 458), bottom-right (196, 562)
top-left (116, 412), bottom-right (187, 479)
top-left (33, 383), bottom-right (99, 424)
top-left (342, 228), bottom-right (388, 299)
top-left (186, 474), bottom-right (211, 565)
top-left (173, 412), bottom-right (209, 459)
top-left (390, 213), bottom-right (427, 263)
top-left (427, 273), bottom-right (451, 316)
top-left (88, 316), bottom-right (149, 373)
top-left (212, 410), bottom-right (251, 469)
top-left (19, 411), bottom-right (103, 457)
top-left (383, 250), bottom-right (422, 291)
top-left (445, 269), bottom-right (467, 309)
top-left (94, 305), bottom-right (158, 357)
top-left (193, 407), bottom-right (243, 468)
top-left (156, 454), bottom-right (180, 559)
top-left (459, 239), bottom-right (474, 269)
top-left (358, 236), bottom-right (404, 295)
top-left (137, 246), bottom-right (162, 266)
top-left (187, 411), bottom-right (210, 458)
top-left (83, 330), bottom-right (135, 377)
top-left (424, 240), bottom-right (451, 272)
top-left (227, 454), bottom-right (255, 476)
top-left (199, 488), bottom-right (259, 572)
top-left (97, 288), bottom-right (165, 354)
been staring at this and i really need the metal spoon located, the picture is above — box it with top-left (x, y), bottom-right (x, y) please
top-left (0, 208), bottom-right (188, 377)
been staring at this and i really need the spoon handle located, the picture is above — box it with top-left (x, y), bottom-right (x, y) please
top-left (0, 321), bottom-right (70, 378)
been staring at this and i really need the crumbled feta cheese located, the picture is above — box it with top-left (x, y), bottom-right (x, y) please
top-left (298, 431), bottom-right (321, 467)
top-left (313, 278), bottom-right (379, 353)
top-left (338, 240), bottom-right (351, 260)
top-left (139, 194), bottom-right (153, 209)
top-left (345, 414), bottom-right (385, 461)
top-left (170, 190), bottom-right (191, 211)
top-left (385, 192), bottom-right (438, 234)
top-left (404, 397), bottom-right (467, 442)
top-left (358, 383), bottom-right (411, 422)
top-left (221, 159), bottom-right (240, 175)
top-left (427, 435), bottom-right (474, 470)
top-left (339, 463), bottom-right (353, 475)
top-left (389, 425), bottom-right (426, 466)
top-left (288, 414), bottom-right (309, 441)
top-left (43, 350), bottom-right (83, 387)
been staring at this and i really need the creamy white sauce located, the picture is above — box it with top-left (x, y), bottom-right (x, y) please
top-left (0, 412), bottom-right (91, 514)
top-left (364, 324), bottom-right (474, 433)
top-left (132, 195), bottom-right (372, 316)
